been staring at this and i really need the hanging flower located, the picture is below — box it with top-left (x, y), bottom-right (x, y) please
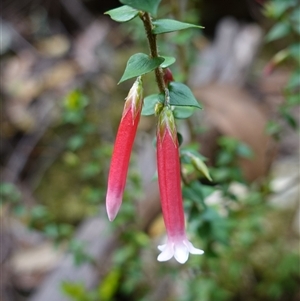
top-left (156, 107), bottom-right (204, 264)
top-left (106, 77), bottom-right (143, 221)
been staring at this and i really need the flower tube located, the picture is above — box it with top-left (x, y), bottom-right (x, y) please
top-left (106, 77), bottom-right (143, 221)
top-left (156, 107), bottom-right (204, 264)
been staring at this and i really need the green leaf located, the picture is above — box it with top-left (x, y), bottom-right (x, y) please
top-left (168, 82), bottom-right (201, 108)
top-left (170, 30), bottom-right (195, 45)
top-left (81, 163), bottom-right (101, 179)
top-left (181, 148), bottom-right (207, 162)
top-left (286, 94), bottom-right (300, 106)
top-left (141, 94), bottom-right (162, 116)
top-left (67, 135), bottom-right (85, 151)
top-left (173, 106), bottom-right (196, 119)
top-left (266, 120), bottom-right (281, 137)
top-left (160, 56), bottom-right (176, 68)
top-left (120, 0), bottom-right (161, 16)
top-left (264, 2), bottom-right (292, 19)
top-left (98, 269), bottom-right (121, 301)
top-left (105, 5), bottom-right (139, 22)
top-left (265, 22), bottom-right (290, 42)
top-left (64, 90), bottom-right (88, 111)
top-left (236, 143), bottom-right (253, 159)
top-left (177, 132), bottom-right (183, 146)
top-left (152, 19), bottom-right (204, 34)
top-left (280, 107), bottom-right (298, 129)
top-left (286, 68), bottom-right (300, 89)
top-left (291, 8), bottom-right (300, 34)
top-left (0, 182), bottom-right (21, 204)
top-left (192, 157), bottom-right (212, 181)
top-left (180, 150), bottom-right (212, 180)
top-left (182, 181), bottom-right (210, 206)
top-left (61, 282), bottom-right (86, 299)
top-left (119, 53), bottom-right (164, 83)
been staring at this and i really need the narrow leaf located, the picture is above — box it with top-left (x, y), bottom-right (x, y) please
top-left (168, 82), bottom-right (201, 108)
top-left (160, 56), bottom-right (176, 68)
top-left (264, 2), bottom-right (292, 19)
top-left (291, 7), bottom-right (300, 34)
top-left (105, 5), bottom-right (139, 22)
top-left (192, 157), bottom-right (213, 181)
top-left (119, 53), bottom-right (164, 83)
top-left (289, 43), bottom-right (300, 63)
top-left (152, 19), bottom-right (204, 34)
top-left (287, 69), bottom-right (300, 89)
top-left (265, 22), bottom-right (290, 42)
top-left (120, 0), bottom-right (161, 16)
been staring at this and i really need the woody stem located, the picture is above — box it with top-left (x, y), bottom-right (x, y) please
top-left (140, 12), bottom-right (166, 94)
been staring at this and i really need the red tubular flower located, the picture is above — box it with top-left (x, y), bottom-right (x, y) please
top-left (156, 107), bottom-right (204, 263)
top-left (106, 77), bottom-right (143, 221)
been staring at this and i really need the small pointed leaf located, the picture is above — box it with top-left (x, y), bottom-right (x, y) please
top-left (105, 5), bottom-right (139, 22)
top-left (191, 157), bottom-right (212, 181)
top-left (177, 132), bottom-right (183, 146)
top-left (119, 53), bottom-right (164, 83)
top-left (141, 94), bottom-right (162, 116)
top-left (181, 150), bottom-right (212, 181)
top-left (160, 56), bottom-right (176, 68)
top-left (168, 82), bottom-right (201, 108)
top-left (120, 0), bottom-right (161, 16)
top-left (152, 19), bottom-right (204, 34)
top-left (265, 22), bottom-right (290, 42)
top-left (289, 43), bottom-right (300, 63)
top-left (173, 106), bottom-right (196, 119)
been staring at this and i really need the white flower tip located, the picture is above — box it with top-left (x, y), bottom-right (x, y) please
top-left (157, 238), bottom-right (204, 264)
top-left (184, 240), bottom-right (204, 255)
top-left (195, 249), bottom-right (204, 254)
top-left (106, 204), bottom-right (119, 221)
top-left (106, 204), bottom-right (118, 221)
top-left (157, 244), bottom-right (165, 251)
top-left (157, 244), bottom-right (174, 262)
top-left (174, 245), bottom-right (189, 264)
top-left (106, 194), bottom-right (122, 221)
top-left (193, 249), bottom-right (204, 255)
top-left (107, 211), bottom-right (117, 221)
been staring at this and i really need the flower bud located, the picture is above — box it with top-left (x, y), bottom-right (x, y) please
top-left (163, 68), bottom-right (174, 86)
top-left (106, 77), bottom-right (143, 221)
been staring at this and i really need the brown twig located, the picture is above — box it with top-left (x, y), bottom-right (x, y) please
top-left (139, 12), bottom-right (166, 94)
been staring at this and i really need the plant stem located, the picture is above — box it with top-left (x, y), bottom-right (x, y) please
top-left (140, 12), bottom-right (166, 94)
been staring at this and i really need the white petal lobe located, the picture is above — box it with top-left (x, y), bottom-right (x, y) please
top-left (157, 237), bottom-right (204, 264)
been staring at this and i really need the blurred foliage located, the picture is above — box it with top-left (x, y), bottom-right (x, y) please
top-left (60, 1), bottom-right (299, 300)
top-left (263, 0), bottom-right (300, 138)
top-left (61, 133), bottom-right (299, 301)
top-left (0, 182), bottom-right (22, 205)
top-left (34, 89), bottom-right (112, 228)
top-left (59, 0), bottom-right (299, 300)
